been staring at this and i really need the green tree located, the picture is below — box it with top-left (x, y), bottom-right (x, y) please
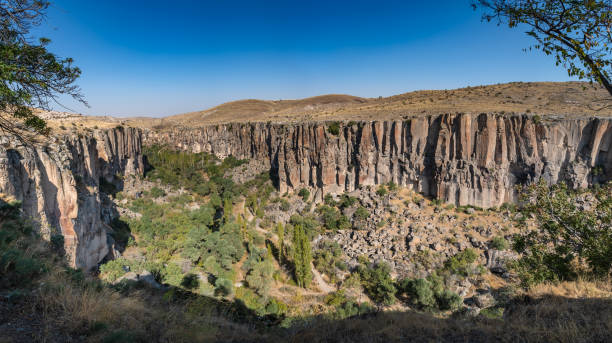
top-left (223, 198), bottom-right (233, 223)
top-left (513, 182), bottom-right (612, 286)
top-left (358, 261), bottom-right (396, 306)
top-left (245, 258), bottom-right (274, 297)
top-left (183, 222), bottom-right (245, 272)
top-left (318, 205), bottom-right (350, 231)
top-left (397, 278), bottom-right (435, 308)
top-left (289, 214), bottom-right (320, 239)
top-left (474, 0), bottom-right (612, 97)
top-left (396, 274), bottom-right (463, 312)
top-left (292, 224), bottom-right (312, 288)
top-left (276, 222), bottom-right (284, 263)
top-left (0, 0), bottom-right (86, 138)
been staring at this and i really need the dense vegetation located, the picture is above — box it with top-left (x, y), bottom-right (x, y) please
top-left (512, 181), bottom-right (612, 286)
top-left (107, 147), bottom-right (296, 316)
top-left (2, 143), bottom-right (611, 341)
top-left (144, 144), bottom-right (248, 200)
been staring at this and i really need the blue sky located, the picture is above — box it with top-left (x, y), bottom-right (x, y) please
top-left (37, 0), bottom-right (577, 117)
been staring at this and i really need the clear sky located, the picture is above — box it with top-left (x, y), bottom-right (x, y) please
top-left (37, 0), bottom-right (578, 117)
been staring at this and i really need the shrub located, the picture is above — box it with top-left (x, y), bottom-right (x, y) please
top-left (50, 233), bottom-right (64, 252)
top-left (327, 121), bottom-right (340, 135)
top-left (160, 262), bottom-right (184, 286)
top-left (443, 249), bottom-right (477, 276)
top-left (338, 194), bottom-right (357, 209)
top-left (180, 273), bottom-right (200, 290)
top-left (397, 278), bottom-right (435, 308)
top-left (149, 187), bottom-right (166, 198)
top-left (318, 205), bottom-right (350, 231)
top-left (431, 198), bottom-right (444, 206)
top-left (99, 258), bottom-right (129, 282)
top-left (325, 290), bottom-right (372, 319)
top-left (386, 181), bottom-right (398, 192)
top-left (376, 185), bottom-right (387, 197)
top-left (313, 240), bottom-right (344, 283)
top-left (298, 188), bottom-right (310, 202)
top-left (592, 165), bottom-right (604, 176)
top-left (532, 114), bottom-right (541, 123)
top-left (397, 275), bottom-right (462, 312)
top-left (323, 194), bottom-right (336, 206)
top-left (499, 202), bottom-right (516, 212)
top-left (265, 298), bottom-right (288, 317)
top-left (279, 198), bottom-right (291, 212)
top-left (353, 206), bottom-right (369, 221)
top-left (480, 306), bottom-right (504, 319)
top-left (490, 236), bottom-right (509, 250)
top-left (436, 290), bottom-right (462, 311)
top-left (215, 277), bottom-right (233, 296)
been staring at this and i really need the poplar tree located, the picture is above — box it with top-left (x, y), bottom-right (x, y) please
top-left (292, 224), bottom-right (312, 288)
top-left (276, 222), bottom-right (284, 263)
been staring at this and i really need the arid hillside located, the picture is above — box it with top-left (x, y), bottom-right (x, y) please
top-left (122, 81), bottom-right (611, 128)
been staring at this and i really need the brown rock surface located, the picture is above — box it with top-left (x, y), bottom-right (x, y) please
top-left (0, 127), bottom-right (143, 270)
top-left (145, 113), bottom-right (612, 208)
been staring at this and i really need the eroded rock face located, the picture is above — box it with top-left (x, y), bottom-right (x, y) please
top-left (0, 127), bottom-right (143, 270)
top-left (146, 113), bottom-right (612, 207)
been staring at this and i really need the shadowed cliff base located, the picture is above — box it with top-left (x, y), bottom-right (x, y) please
top-left (2, 282), bottom-right (610, 342)
top-left (288, 295), bottom-right (612, 343)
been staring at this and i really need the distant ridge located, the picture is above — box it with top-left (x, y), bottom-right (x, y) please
top-left (117, 82), bottom-right (611, 128)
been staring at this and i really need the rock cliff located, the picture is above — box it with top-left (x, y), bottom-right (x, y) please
top-left (146, 113), bottom-right (611, 207)
top-left (0, 127), bottom-right (143, 270)
top-left (3, 113), bottom-right (609, 269)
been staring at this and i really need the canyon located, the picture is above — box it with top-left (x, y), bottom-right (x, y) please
top-left (1, 112), bottom-right (611, 270)
top-left (148, 113), bottom-right (612, 208)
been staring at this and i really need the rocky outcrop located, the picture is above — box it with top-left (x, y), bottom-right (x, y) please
top-left (146, 113), bottom-right (612, 207)
top-left (0, 127), bottom-right (143, 270)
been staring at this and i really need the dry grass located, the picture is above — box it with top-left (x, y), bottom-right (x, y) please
top-left (119, 81), bottom-right (612, 128)
top-left (7, 274), bottom-right (610, 342)
top-left (22, 266), bottom-right (268, 342)
top-left (527, 278), bottom-right (612, 299)
top-left (287, 285), bottom-right (612, 343)
top-left (36, 81), bottom-right (612, 132)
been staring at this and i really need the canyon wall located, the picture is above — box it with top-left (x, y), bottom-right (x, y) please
top-left (146, 113), bottom-right (612, 207)
top-left (0, 127), bottom-right (143, 270)
top-left (3, 113), bottom-right (607, 269)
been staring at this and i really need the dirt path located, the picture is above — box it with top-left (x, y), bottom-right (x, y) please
top-left (311, 263), bottom-right (335, 293)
